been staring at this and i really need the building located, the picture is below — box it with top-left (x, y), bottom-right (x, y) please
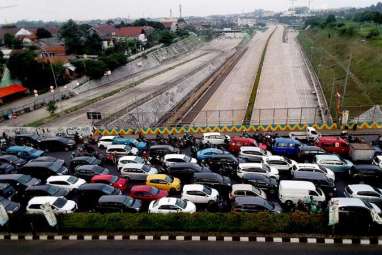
top-left (237, 17), bottom-right (257, 27)
top-left (0, 67), bottom-right (28, 105)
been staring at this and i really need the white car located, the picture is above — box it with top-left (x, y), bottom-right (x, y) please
top-left (181, 184), bottom-right (219, 204)
top-left (344, 184), bottom-right (382, 203)
top-left (120, 163), bottom-right (158, 181)
top-left (97, 136), bottom-right (115, 149)
top-left (292, 163), bottom-right (335, 181)
top-left (372, 156), bottom-right (382, 169)
top-left (149, 197), bottom-right (196, 214)
top-left (230, 184), bottom-right (267, 200)
top-left (118, 156), bottom-right (146, 171)
top-left (26, 196), bottom-right (77, 214)
top-left (106, 144), bottom-right (138, 156)
top-left (265, 156), bottom-right (297, 174)
top-left (46, 175), bottom-right (86, 191)
top-left (239, 146), bottom-right (272, 161)
top-left (164, 154), bottom-right (197, 166)
top-left (237, 163), bottom-right (279, 180)
top-left (202, 132), bottom-right (230, 145)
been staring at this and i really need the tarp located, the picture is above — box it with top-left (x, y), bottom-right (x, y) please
top-left (0, 84), bottom-right (27, 98)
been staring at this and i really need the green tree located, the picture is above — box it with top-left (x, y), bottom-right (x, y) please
top-left (83, 60), bottom-right (107, 79)
top-left (158, 30), bottom-right (176, 46)
top-left (59, 19), bottom-right (83, 54)
top-left (36, 28), bottom-right (52, 39)
top-left (3, 33), bottom-right (22, 49)
top-left (47, 100), bottom-right (57, 115)
top-left (325, 14), bottom-right (337, 24)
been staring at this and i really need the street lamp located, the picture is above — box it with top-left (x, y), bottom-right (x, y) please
top-left (33, 90), bottom-right (39, 109)
top-left (50, 86), bottom-right (55, 101)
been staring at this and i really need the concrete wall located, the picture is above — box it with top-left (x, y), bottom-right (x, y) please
top-left (0, 126), bottom-right (93, 137)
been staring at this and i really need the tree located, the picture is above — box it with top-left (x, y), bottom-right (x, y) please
top-left (326, 14), bottom-right (337, 24)
top-left (83, 60), bottom-right (107, 79)
top-left (47, 101), bottom-right (57, 115)
top-left (3, 33), bottom-right (22, 49)
top-left (36, 28), bottom-right (52, 39)
top-left (158, 30), bottom-right (176, 46)
top-left (59, 19), bottom-right (83, 54)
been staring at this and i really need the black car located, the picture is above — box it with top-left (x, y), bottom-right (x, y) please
top-left (349, 164), bottom-right (382, 181)
top-left (232, 196), bottom-right (281, 213)
top-left (31, 156), bottom-right (65, 164)
top-left (19, 160), bottom-right (68, 180)
top-left (203, 154), bottom-right (239, 177)
top-left (97, 195), bottom-right (142, 213)
top-left (0, 196), bottom-right (21, 215)
top-left (70, 156), bottom-right (101, 171)
top-left (192, 172), bottom-right (232, 196)
top-left (297, 146), bottom-right (326, 163)
top-left (23, 184), bottom-right (70, 202)
top-left (0, 183), bottom-right (17, 200)
top-left (0, 155), bottom-right (27, 168)
top-left (14, 134), bottom-right (41, 147)
top-left (166, 162), bottom-right (211, 183)
top-left (293, 171), bottom-right (336, 196)
top-left (0, 162), bottom-right (16, 174)
top-left (77, 183), bottom-right (121, 211)
top-left (73, 165), bottom-right (110, 181)
top-left (38, 137), bottom-right (76, 152)
top-left (149, 145), bottom-right (179, 159)
top-left (241, 173), bottom-right (278, 194)
top-left (0, 174), bottom-right (41, 192)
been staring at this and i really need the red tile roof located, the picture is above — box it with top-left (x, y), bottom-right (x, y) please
top-left (0, 84), bottom-right (27, 99)
top-left (115, 26), bottom-right (146, 38)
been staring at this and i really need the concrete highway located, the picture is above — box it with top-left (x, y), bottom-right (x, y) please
top-left (192, 27), bottom-right (275, 126)
top-left (252, 25), bottom-right (319, 125)
top-left (0, 241), bottom-right (380, 255)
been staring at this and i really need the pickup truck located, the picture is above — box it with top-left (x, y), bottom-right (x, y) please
top-left (289, 127), bottom-right (320, 142)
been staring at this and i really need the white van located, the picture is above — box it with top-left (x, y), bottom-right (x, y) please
top-left (97, 136), bottom-right (115, 149)
top-left (278, 180), bottom-right (326, 206)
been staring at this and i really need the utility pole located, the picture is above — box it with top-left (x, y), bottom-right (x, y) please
top-left (329, 70), bottom-right (336, 111)
top-left (341, 53), bottom-right (353, 111)
top-left (179, 4), bottom-right (182, 18)
top-left (290, 0), bottom-right (297, 10)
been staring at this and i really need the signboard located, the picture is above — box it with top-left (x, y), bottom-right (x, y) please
top-left (328, 200), bottom-right (339, 226)
top-left (0, 204), bottom-right (9, 226)
top-left (41, 203), bottom-right (57, 227)
top-left (87, 112), bottom-right (102, 120)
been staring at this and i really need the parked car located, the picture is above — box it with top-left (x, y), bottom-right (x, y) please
top-left (232, 196), bottom-right (281, 213)
top-left (146, 174), bottom-right (181, 193)
top-left (228, 136), bottom-right (258, 154)
top-left (237, 163), bottom-right (279, 180)
top-left (289, 127), bottom-right (320, 142)
top-left (292, 171), bottom-right (336, 197)
top-left (148, 197), bottom-right (196, 214)
top-left (69, 156), bottom-right (101, 171)
top-left (344, 184), bottom-right (382, 203)
top-left (129, 185), bottom-right (168, 202)
top-left (0, 196), bottom-right (21, 215)
top-left (14, 134), bottom-right (41, 147)
top-left (163, 154), bottom-right (197, 167)
top-left (23, 185), bottom-right (70, 202)
top-left (149, 145), bottom-right (179, 159)
top-left (192, 172), bottom-right (232, 195)
top-left (265, 156), bottom-right (297, 175)
top-left (97, 195), bottom-right (142, 213)
top-left (31, 156), bottom-right (65, 164)
top-left (241, 173), bottom-right (278, 194)
top-left (105, 144), bottom-right (137, 162)
top-left (112, 137), bottom-right (147, 150)
top-left (272, 138), bottom-right (302, 157)
top-left (38, 137), bottom-right (76, 152)
top-left (349, 143), bottom-right (375, 162)
top-left (196, 148), bottom-right (231, 161)
top-left (118, 156), bottom-right (146, 171)
top-left (315, 136), bottom-right (350, 156)
top-left (297, 145), bottom-right (326, 163)
top-left (202, 132), bottom-right (230, 146)
top-left (278, 180), bottom-right (326, 207)
top-left (0, 162), bottom-right (16, 174)
top-left (202, 154), bottom-right (239, 177)
top-left (0, 174), bottom-right (41, 192)
top-left (372, 155), bottom-right (382, 169)
top-left (91, 175), bottom-right (128, 192)
top-left (0, 155), bottom-right (27, 168)
top-left (349, 164), bottom-right (382, 181)
top-left (181, 184), bottom-right (219, 204)
top-left (120, 163), bottom-right (158, 181)
top-left (73, 165), bottom-right (110, 181)
top-left (0, 183), bottom-right (17, 200)
top-left (6, 146), bottom-right (44, 160)
top-left (46, 175), bottom-right (86, 191)
top-left (26, 196), bottom-right (77, 214)
top-left (239, 146), bottom-right (271, 162)
top-left (97, 136), bottom-right (116, 149)
top-left (77, 183), bottom-right (121, 210)
top-left (314, 154), bottom-right (353, 174)
top-left (291, 163), bottom-right (335, 181)
top-left (166, 162), bottom-right (210, 184)
top-left (230, 184), bottom-right (267, 200)
top-left (19, 160), bottom-right (68, 180)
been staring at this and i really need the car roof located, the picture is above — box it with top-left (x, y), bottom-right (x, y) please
top-left (25, 184), bottom-right (52, 191)
top-left (315, 154), bottom-right (341, 160)
top-left (147, 174), bottom-right (168, 180)
top-left (72, 156), bottom-right (95, 161)
top-left (266, 155), bottom-right (285, 161)
top-left (240, 146), bottom-right (261, 151)
top-left (348, 184), bottom-right (376, 193)
top-left (23, 161), bottom-right (56, 168)
top-left (28, 196), bottom-right (58, 204)
top-left (199, 148), bottom-right (223, 153)
top-left (275, 138), bottom-right (301, 144)
top-left (76, 165), bottom-right (103, 170)
top-left (118, 156), bottom-right (139, 161)
top-left (234, 196), bottom-right (267, 205)
top-left (232, 184), bottom-right (254, 192)
top-left (7, 146), bottom-right (34, 152)
top-left (318, 136), bottom-right (347, 143)
top-left (131, 185), bottom-right (153, 192)
top-left (296, 163), bottom-right (320, 169)
top-left (107, 144), bottom-right (128, 149)
top-left (331, 197), bottom-right (367, 208)
top-left (164, 154), bottom-right (187, 160)
top-left (0, 174), bottom-right (26, 180)
top-left (239, 163), bottom-right (264, 169)
top-left (121, 163), bottom-right (145, 169)
top-left (203, 132), bottom-right (221, 136)
top-left (183, 184), bottom-right (205, 192)
top-left (100, 136), bottom-right (115, 140)
top-left (78, 183), bottom-right (110, 190)
top-left (98, 195), bottom-right (129, 204)
top-left (150, 145), bottom-right (175, 150)
top-left (47, 175), bottom-right (76, 182)
top-left (279, 180), bottom-right (316, 189)
top-left (155, 197), bottom-right (179, 206)
top-left (31, 156), bottom-right (59, 162)
top-left (91, 174), bottom-right (114, 181)
top-left (293, 171), bottom-right (328, 180)
top-left (353, 164), bottom-right (381, 170)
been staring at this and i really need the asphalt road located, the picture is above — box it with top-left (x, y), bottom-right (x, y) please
top-left (0, 241), bottom-right (380, 255)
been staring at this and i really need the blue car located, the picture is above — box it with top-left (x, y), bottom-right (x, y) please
top-left (112, 137), bottom-right (147, 150)
top-left (196, 148), bottom-right (232, 161)
top-left (272, 138), bottom-right (302, 157)
top-left (6, 146), bottom-right (45, 160)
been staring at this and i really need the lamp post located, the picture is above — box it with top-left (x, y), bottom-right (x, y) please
top-left (33, 89), bottom-right (39, 109)
top-left (42, 51), bottom-right (58, 89)
top-left (50, 86), bottom-right (55, 101)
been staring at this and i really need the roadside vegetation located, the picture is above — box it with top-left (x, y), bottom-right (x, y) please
top-left (298, 11), bottom-right (382, 119)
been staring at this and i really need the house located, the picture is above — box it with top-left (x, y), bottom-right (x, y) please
top-left (36, 37), bottom-right (68, 64)
top-left (15, 28), bottom-right (36, 41)
top-left (161, 21), bottom-right (178, 32)
top-left (114, 26), bottom-right (154, 40)
top-left (0, 25), bottom-right (18, 41)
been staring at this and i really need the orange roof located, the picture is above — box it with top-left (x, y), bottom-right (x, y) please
top-left (0, 84), bottom-right (27, 99)
top-left (115, 26), bottom-right (145, 37)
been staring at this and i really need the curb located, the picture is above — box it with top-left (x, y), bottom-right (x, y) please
top-left (0, 234), bottom-right (381, 245)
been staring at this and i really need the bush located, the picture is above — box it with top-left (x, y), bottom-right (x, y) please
top-left (366, 28), bottom-right (380, 39)
top-left (83, 60), bottom-right (107, 80)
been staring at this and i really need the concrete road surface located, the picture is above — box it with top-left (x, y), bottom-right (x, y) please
top-left (192, 27), bottom-right (275, 126)
top-left (0, 241), bottom-right (379, 255)
top-left (252, 26), bottom-right (320, 125)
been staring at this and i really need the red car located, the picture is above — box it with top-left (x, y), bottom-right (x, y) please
top-left (315, 136), bottom-right (350, 156)
top-left (228, 136), bottom-right (267, 153)
top-left (91, 174), bottom-right (128, 191)
top-left (129, 185), bottom-right (168, 202)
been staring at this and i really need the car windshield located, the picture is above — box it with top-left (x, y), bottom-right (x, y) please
top-left (123, 197), bottom-right (134, 207)
top-left (150, 187), bottom-right (160, 195)
top-left (142, 165), bottom-right (151, 172)
top-left (263, 164), bottom-right (271, 172)
top-left (318, 165), bottom-right (328, 173)
top-left (203, 186), bottom-right (212, 195)
top-left (175, 199), bottom-right (187, 209)
top-left (53, 197), bottom-right (67, 208)
top-left (165, 176), bottom-right (174, 183)
top-left (47, 185), bottom-right (60, 194)
top-left (17, 175), bottom-right (32, 185)
top-left (67, 176), bottom-right (79, 184)
top-left (183, 155), bottom-right (192, 162)
top-left (50, 161), bottom-right (64, 172)
top-left (263, 200), bottom-right (275, 210)
top-left (252, 186), bottom-right (262, 195)
top-left (110, 176), bottom-right (119, 183)
top-left (88, 157), bottom-right (97, 164)
top-left (102, 185), bottom-right (115, 194)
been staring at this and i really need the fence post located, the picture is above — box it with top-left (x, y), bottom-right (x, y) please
top-left (300, 108), bottom-right (303, 124)
top-left (218, 110), bottom-right (221, 126)
top-left (205, 111), bottom-right (208, 128)
top-left (272, 108), bottom-right (275, 125)
top-left (372, 106), bottom-right (377, 124)
top-left (286, 108), bottom-right (289, 125)
top-left (258, 109), bottom-right (262, 125)
top-left (232, 110), bottom-right (234, 126)
top-left (313, 108), bottom-right (317, 124)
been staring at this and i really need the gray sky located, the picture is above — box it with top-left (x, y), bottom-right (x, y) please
top-left (0, 0), bottom-right (381, 22)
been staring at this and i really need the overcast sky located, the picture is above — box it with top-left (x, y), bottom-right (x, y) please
top-left (0, 0), bottom-right (381, 23)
